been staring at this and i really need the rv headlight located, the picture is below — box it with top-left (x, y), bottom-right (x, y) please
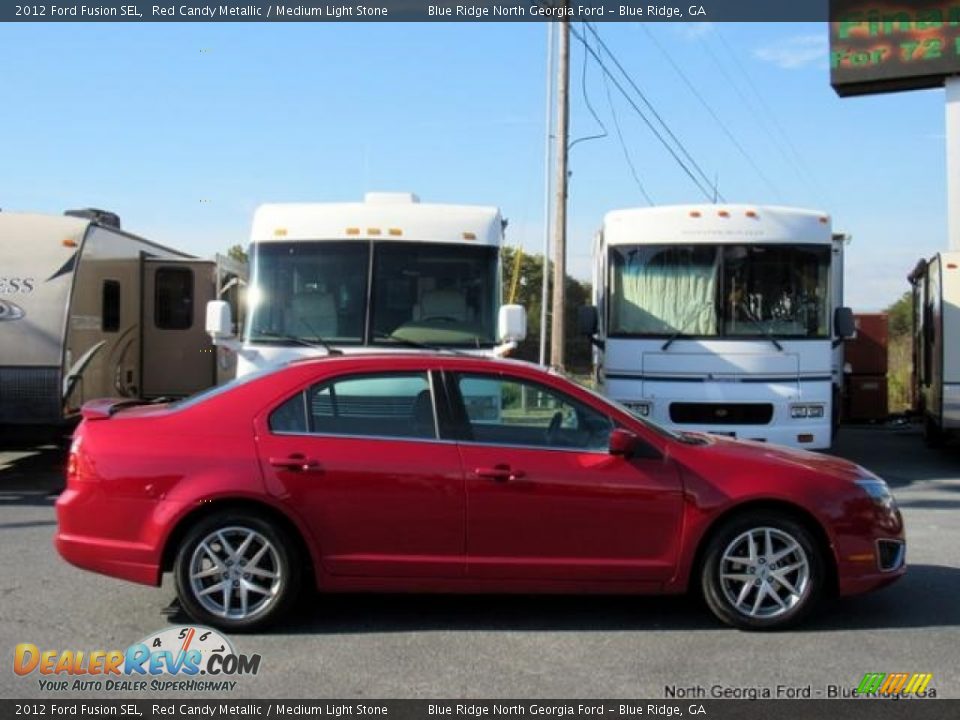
top-left (621, 401), bottom-right (651, 418)
top-left (791, 403), bottom-right (825, 419)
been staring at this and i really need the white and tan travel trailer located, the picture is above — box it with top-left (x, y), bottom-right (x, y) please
top-left (0, 209), bottom-right (245, 426)
top-left (909, 251), bottom-right (960, 445)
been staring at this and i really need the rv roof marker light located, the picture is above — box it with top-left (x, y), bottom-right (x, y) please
top-left (62, 238), bottom-right (78, 248)
top-left (273, 228), bottom-right (288, 237)
top-left (718, 210), bottom-right (730, 218)
top-left (388, 228), bottom-right (403, 237)
top-left (819, 216), bottom-right (829, 224)
top-left (689, 210), bottom-right (702, 218)
top-left (462, 232), bottom-right (477, 240)
top-left (346, 227), bottom-right (360, 236)
top-left (745, 210), bottom-right (758, 219)
top-left (948, 263), bottom-right (958, 270)
top-left (367, 228), bottom-right (382, 236)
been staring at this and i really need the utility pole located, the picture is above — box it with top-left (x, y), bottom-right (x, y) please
top-left (550, 15), bottom-right (570, 371)
top-left (539, 22), bottom-right (556, 366)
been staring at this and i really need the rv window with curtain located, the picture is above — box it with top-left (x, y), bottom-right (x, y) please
top-left (608, 245), bottom-right (720, 337)
top-left (155, 267), bottom-right (194, 330)
top-left (102, 280), bottom-right (120, 332)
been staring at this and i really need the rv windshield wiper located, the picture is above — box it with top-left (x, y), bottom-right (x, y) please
top-left (253, 330), bottom-right (343, 356)
top-left (373, 332), bottom-right (468, 356)
top-left (735, 302), bottom-right (784, 352)
top-left (662, 306), bottom-right (711, 351)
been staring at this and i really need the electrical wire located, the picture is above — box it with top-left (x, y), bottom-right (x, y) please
top-left (569, 22), bottom-right (718, 202)
top-left (584, 22), bottom-right (724, 202)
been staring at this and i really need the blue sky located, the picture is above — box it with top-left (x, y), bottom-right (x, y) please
top-left (0, 21), bottom-right (950, 309)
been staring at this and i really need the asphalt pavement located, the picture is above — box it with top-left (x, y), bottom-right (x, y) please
top-left (1, 423), bottom-right (958, 699)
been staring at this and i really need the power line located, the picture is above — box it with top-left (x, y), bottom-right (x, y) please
top-left (584, 22), bottom-right (724, 202)
top-left (639, 24), bottom-right (782, 201)
top-left (569, 23), bottom-right (608, 153)
top-left (569, 23), bottom-right (718, 202)
top-left (601, 68), bottom-right (655, 206)
top-left (712, 27), bottom-right (831, 208)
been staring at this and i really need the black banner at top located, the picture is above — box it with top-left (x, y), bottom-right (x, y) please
top-left (2, 0), bottom-right (832, 23)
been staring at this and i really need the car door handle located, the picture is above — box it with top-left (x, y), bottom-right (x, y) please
top-left (269, 455), bottom-right (321, 472)
top-left (475, 465), bottom-right (525, 482)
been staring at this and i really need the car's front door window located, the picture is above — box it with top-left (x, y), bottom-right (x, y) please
top-left (456, 373), bottom-right (613, 451)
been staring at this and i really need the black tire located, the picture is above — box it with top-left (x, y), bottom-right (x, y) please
top-left (173, 510), bottom-right (301, 632)
top-left (924, 415), bottom-right (945, 448)
top-left (700, 511), bottom-right (825, 631)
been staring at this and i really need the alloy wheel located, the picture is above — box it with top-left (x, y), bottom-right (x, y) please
top-left (188, 526), bottom-right (283, 620)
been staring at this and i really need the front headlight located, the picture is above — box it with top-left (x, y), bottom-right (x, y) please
top-left (856, 477), bottom-right (895, 507)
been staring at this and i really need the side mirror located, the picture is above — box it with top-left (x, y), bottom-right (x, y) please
top-left (498, 304), bottom-right (527, 343)
top-left (609, 428), bottom-right (637, 457)
top-left (834, 306), bottom-right (855, 339)
top-left (206, 300), bottom-right (235, 341)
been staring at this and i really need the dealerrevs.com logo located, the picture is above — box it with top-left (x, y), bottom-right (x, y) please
top-left (854, 672), bottom-right (936, 698)
top-left (13, 626), bottom-right (261, 693)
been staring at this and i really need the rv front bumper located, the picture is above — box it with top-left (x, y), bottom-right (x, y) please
top-left (666, 422), bottom-right (831, 449)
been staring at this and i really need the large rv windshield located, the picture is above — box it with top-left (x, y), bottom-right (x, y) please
top-left (246, 241), bottom-right (498, 347)
top-left (609, 244), bottom-right (831, 339)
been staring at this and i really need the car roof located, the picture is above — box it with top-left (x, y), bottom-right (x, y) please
top-left (287, 352), bottom-right (562, 378)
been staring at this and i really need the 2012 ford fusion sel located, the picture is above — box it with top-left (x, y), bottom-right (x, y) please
top-left (55, 353), bottom-right (905, 631)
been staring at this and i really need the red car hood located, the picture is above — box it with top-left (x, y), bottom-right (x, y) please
top-left (678, 432), bottom-right (868, 484)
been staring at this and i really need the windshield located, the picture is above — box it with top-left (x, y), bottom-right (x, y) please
top-left (608, 244), bottom-right (831, 339)
top-left (371, 243), bottom-right (497, 347)
top-left (247, 241), bottom-right (368, 344)
top-left (245, 241), bottom-right (498, 347)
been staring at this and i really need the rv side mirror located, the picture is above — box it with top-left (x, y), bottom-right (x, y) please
top-left (498, 304), bottom-right (527, 343)
top-left (834, 306), bottom-right (855, 339)
top-left (578, 305), bottom-right (598, 336)
top-left (206, 300), bottom-right (235, 341)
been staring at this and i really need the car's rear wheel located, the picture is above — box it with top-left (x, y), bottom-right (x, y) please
top-left (174, 511), bottom-right (300, 632)
top-left (701, 512), bottom-right (824, 630)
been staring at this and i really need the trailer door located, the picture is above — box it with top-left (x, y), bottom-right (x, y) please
top-left (141, 259), bottom-right (215, 398)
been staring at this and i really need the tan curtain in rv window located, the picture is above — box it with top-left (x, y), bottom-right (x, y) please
top-left (611, 246), bottom-right (719, 336)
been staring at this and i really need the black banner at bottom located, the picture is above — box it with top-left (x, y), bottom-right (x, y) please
top-left (3, 700), bottom-right (957, 720)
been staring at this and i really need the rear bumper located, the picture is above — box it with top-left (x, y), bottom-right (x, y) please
top-left (54, 487), bottom-right (162, 586)
top-left (55, 533), bottom-right (160, 586)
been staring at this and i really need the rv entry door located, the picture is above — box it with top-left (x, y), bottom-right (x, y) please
top-left (141, 259), bottom-right (216, 398)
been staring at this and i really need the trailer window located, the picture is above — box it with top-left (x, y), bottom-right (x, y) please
top-left (155, 267), bottom-right (194, 330)
top-left (102, 280), bottom-right (120, 332)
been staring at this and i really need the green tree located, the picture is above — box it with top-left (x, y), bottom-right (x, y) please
top-left (226, 243), bottom-right (248, 264)
top-left (886, 290), bottom-right (912, 339)
top-left (501, 247), bottom-right (593, 373)
top-left (884, 290), bottom-right (913, 413)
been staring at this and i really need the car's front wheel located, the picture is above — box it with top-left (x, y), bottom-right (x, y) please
top-left (701, 512), bottom-right (824, 630)
top-left (173, 511), bottom-right (300, 632)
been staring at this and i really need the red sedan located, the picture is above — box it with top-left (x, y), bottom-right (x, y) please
top-left (55, 354), bottom-right (904, 631)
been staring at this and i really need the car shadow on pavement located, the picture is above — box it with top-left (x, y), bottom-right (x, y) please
top-left (164, 563), bottom-right (954, 636)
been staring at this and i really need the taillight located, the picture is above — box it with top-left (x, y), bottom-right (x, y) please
top-left (66, 435), bottom-right (82, 485)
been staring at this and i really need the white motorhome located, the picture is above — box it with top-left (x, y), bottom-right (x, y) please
top-left (208, 192), bottom-right (526, 378)
top-left (0, 209), bottom-right (245, 426)
top-left (581, 205), bottom-right (854, 449)
top-left (909, 251), bottom-right (960, 446)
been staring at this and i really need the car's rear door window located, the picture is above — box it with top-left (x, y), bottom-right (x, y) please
top-left (269, 372), bottom-right (438, 440)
